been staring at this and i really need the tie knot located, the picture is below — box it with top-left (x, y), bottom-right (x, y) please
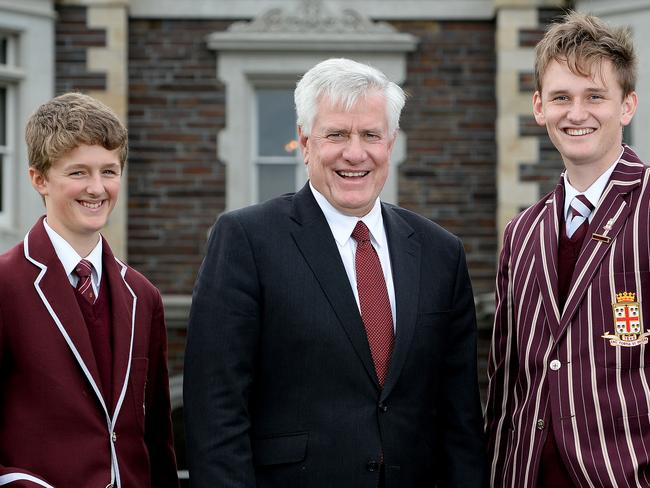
top-left (75, 259), bottom-right (93, 279)
top-left (570, 194), bottom-right (594, 219)
top-left (351, 221), bottom-right (370, 243)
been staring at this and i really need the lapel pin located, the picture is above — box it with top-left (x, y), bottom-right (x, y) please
top-left (604, 218), bottom-right (615, 231)
top-left (592, 233), bottom-right (611, 243)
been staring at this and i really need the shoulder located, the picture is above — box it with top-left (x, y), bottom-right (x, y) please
top-left (383, 203), bottom-right (461, 248)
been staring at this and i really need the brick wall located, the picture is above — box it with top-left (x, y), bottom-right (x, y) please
top-left (56, 6), bottom-right (107, 93)
top-left (127, 19), bottom-right (229, 295)
top-left (394, 20), bottom-right (498, 298)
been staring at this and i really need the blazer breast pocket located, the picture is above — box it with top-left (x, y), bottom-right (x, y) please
top-left (595, 271), bottom-right (649, 371)
top-left (253, 431), bottom-right (308, 466)
top-left (416, 311), bottom-right (451, 327)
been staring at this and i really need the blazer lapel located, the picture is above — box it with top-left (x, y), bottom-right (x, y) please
top-left (23, 219), bottom-right (106, 410)
top-left (102, 241), bottom-right (136, 416)
top-left (559, 151), bottom-right (644, 335)
top-left (290, 185), bottom-right (379, 387)
top-left (534, 184), bottom-right (563, 338)
top-left (379, 205), bottom-right (420, 400)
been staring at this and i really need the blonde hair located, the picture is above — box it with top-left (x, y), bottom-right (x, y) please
top-left (534, 11), bottom-right (636, 96)
top-left (25, 92), bottom-right (128, 175)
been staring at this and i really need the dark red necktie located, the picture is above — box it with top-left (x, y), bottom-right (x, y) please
top-left (74, 259), bottom-right (96, 304)
top-left (351, 221), bottom-right (394, 387)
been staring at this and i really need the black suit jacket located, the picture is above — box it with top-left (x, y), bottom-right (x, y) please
top-left (184, 183), bottom-right (485, 487)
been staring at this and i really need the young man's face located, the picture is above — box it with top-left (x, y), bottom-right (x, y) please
top-left (299, 92), bottom-right (395, 217)
top-left (533, 58), bottom-right (637, 175)
top-left (30, 144), bottom-right (122, 248)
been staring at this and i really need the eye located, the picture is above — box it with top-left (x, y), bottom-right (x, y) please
top-left (364, 132), bottom-right (381, 141)
top-left (326, 132), bottom-right (346, 141)
top-left (102, 168), bottom-right (120, 176)
top-left (552, 95), bottom-right (569, 102)
top-left (589, 94), bottom-right (604, 101)
top-left (68, 170), bottom-right (86, 177)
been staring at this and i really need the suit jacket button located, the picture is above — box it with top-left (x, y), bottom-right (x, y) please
top-left (378, 402), bottom-right (388, 412)
top-left (367, 460), bottom-right (379, 472)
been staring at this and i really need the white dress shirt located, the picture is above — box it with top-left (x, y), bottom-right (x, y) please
top-left (563, 147), bottom-right (622, 222)
top-left (310, 183), bottom-right (397, 330)
top-left (43, 219), bottom-right (103, 297)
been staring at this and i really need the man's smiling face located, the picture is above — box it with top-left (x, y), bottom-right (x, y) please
top-left (533, 58), bottom-right (637, 175)
top-left (299, 92), bottom-right (395, 217)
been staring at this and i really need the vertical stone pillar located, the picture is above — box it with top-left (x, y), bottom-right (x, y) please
top-left (57, 0), bottom-right (129, 259)
top-left (494, 0), bottom-right (570, 244)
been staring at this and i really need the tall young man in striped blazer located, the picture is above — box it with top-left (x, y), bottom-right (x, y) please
top-left (0, 93), bottom-right (179, 487)
top-left (486, 12), bottom-right (650, 487)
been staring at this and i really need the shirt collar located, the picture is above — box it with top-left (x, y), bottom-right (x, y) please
top-left (43, 219), bottom-right (103, 282)
top-left (563, 147), bottom-right (623, 219)
top-left (309, 182), bottom-right (386, 248)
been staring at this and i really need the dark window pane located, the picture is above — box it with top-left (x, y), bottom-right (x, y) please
top-left (0, 87), bottom-right (5, 146)
top-left (0, 37), bottom-right (6, 65)
top-left (258, 163), bottom-right (295, 202)
top-left (0, 154), bottom-right (3, 213)
top-left (256, 88), bottom-right (296, 157)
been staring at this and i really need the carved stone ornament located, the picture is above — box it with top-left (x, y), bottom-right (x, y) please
top-left (229, 0), bottom-right (396, 34)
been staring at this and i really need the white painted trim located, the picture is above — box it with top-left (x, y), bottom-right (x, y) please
top-left (0, 0), bottom-right (56, 20)
top-left (0, 474), bottom-right (55, 487)
top-left (130, 0), bottom-right (495, 20)
top-left (577, 0), bottom-right (650, 16)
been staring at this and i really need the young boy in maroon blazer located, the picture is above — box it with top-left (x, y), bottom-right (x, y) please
top-left (0, 93), bottom-right (179, 487)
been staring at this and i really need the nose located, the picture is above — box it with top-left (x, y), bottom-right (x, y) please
top-left (567, 100), bottom-right (588, 123)
top-left (86, 172), bottom-right (105, 195)
top-left (342, 134), bottom-right (367, 163)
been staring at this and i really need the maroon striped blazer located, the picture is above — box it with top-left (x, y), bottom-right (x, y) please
top-left (486, 146), bottom-right (650, 487)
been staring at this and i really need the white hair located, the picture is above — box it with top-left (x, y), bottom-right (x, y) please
top-left (294, 58), bottom-right (406, 136)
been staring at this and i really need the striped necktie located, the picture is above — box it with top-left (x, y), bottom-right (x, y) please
top-left (566, 195), bottom-right (594, 239)
top-left (74, 259), bottom-right (96, 304)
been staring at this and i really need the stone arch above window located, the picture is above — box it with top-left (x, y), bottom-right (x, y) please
top-left (207, 0), bottom-right (417, 211)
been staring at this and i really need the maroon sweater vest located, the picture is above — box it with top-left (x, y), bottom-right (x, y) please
top-left (537, 215), bottom-right (588, 487)
top-left (74, 272), bottom-right (113, 409)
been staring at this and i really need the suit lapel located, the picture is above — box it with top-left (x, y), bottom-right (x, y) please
top-left (290, 185), bottom-right (379, 387)
top-left (102, 242), bottom-right (136, 415)
top-left (559, 154), bottom-right (643, 334)
top-left (380, 205), bottom-right (419, 400)
top-left (534, 184), bottom-right (562, 338)
top-left (23, 219), bottom-right (106, 411)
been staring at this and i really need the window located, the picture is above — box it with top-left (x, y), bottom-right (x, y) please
top-left (254, 87), bottom-right (302, 203)
top-left (0, 33), bottom-right (17, 226)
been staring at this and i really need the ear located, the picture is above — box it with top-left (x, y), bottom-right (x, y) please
top-left (621, 90), bottom-right (638, 126)
top-left (298, 126), bottom-right (309, 164)
top-left (29, 167), bottom-right (49, 197)
top-left (532, 91), bottom-right (546, 127)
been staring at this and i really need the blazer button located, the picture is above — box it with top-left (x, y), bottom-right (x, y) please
top-left (366, 460), bottom-right (379, 472)
top-left (378, 402), bottom-right (388, 413)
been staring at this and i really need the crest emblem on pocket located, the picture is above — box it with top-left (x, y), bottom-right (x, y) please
top-left (603, 292), bottom-right (650, 347)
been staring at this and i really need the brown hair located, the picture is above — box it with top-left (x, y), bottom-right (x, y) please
top-left (534, 11), bottom-right (636, 96)
top-left (25, 92), bottom-right (128, 175)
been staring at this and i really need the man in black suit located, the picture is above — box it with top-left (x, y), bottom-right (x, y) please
top-left (184, 58), bottom-right (485, 487)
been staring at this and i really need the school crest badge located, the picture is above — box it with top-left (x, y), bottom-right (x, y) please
top-left (603, 292), bottom-right (650, 347)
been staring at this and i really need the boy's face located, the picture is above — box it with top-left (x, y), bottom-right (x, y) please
top-left (533, 58), bottom-right (637, 175)
top-left (30, 144), bottom-right (122, 248)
